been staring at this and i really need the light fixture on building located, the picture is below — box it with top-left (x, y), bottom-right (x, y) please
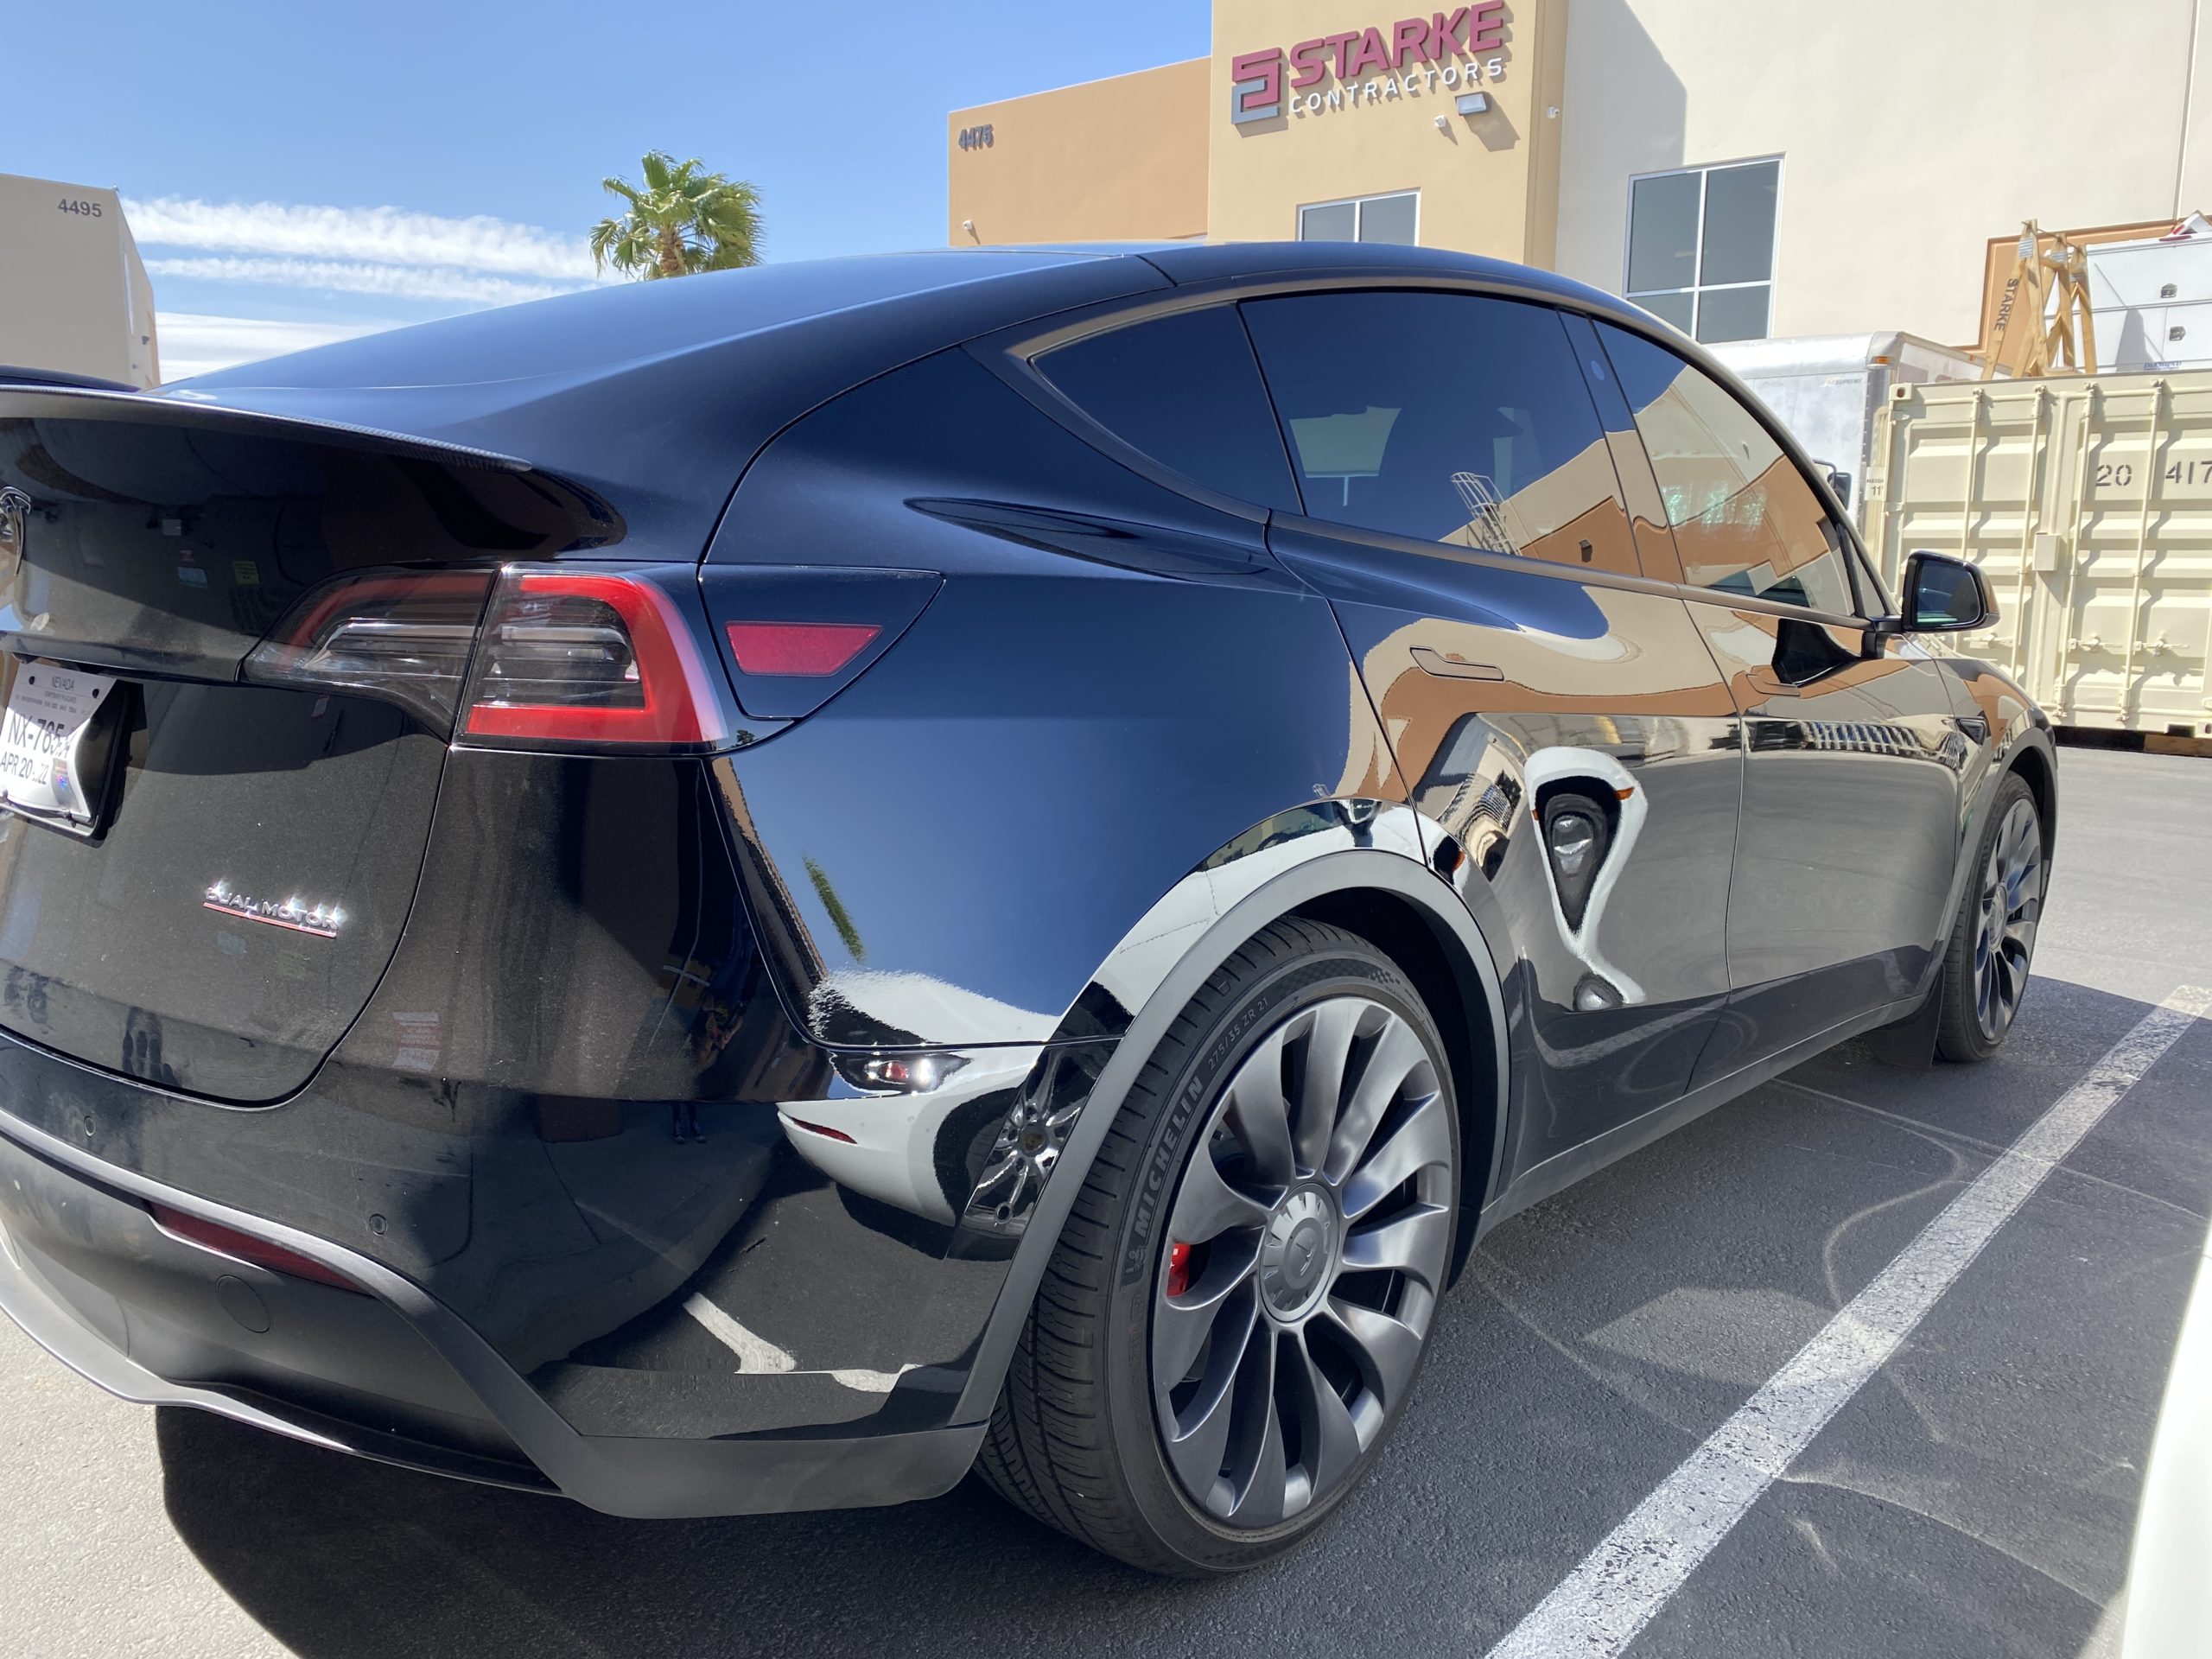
top-left (1457, 91), bottom-right (1489, 115)
top-left (1434, 113), bottom-right (1451, 131)
top-left (961, 219), bottom-right (976, 241)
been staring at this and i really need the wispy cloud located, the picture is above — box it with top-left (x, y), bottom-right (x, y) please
top-left (131, 195), bottom-right (612, 384)
top-left (126, 196), bottom-right (597, 282)
top-left (156, 312), bottom-right (385, 381)
top-left (144, 256), bottom-right (582, 307)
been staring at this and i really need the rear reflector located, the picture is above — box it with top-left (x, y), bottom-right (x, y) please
top-left (724, 621), bottom-right (880, 677)
top-left (148, 1204), bottom-right (361, 1293)
top-left (460, 569), bottom-right (730, 750)
top-left (698, 566), bottom-right (943, 721)
top-left (245, 569), bottom-right (496, 734)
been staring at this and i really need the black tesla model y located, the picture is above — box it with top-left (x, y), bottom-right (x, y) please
top-left (0, 244), bottom-right (2054, 1573)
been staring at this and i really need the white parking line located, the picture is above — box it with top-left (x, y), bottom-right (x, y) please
top-left (682, 1294), bottom-right (918, 1394)
top-left (683, 1292), bottom-right (797, 1373)
top-left (1485, 986), bottom-right (2212, 1659)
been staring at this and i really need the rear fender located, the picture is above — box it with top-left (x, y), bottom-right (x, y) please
top-left (949, 810), bottom-right (1511, 1422)
top-left (1933, 660), bottom-right (2059, 974)
top-left (702, 349), bottom-right (1407, 1054)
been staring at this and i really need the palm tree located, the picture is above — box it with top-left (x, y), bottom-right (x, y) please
top-left (589, 152), bottom-right (762, 279)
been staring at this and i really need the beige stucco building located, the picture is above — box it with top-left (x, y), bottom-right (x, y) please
top-left (950, 0), bottom-right (2212, 349)
top-left (0, 172), bottom-right (160, 389)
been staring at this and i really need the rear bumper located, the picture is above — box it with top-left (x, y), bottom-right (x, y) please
top-left (0, 1111), bottom-right (984, 1518)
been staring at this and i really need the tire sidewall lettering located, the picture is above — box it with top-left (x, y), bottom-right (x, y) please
top-left (1120, 960), bottom-right (1357, 1290)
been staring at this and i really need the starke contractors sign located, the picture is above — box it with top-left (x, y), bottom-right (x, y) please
top-left (1231, 4), bottom-right (1509, 124)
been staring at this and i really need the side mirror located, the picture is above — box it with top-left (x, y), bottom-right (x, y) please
top-left (1899, 550), bottom-right (1997, 632)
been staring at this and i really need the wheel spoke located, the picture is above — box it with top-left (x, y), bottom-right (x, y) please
top-left (1154, 1257), bottom-right (1257, 1388)
top-left (1325, 1015), bottom-right (1429, 1183)
top-left (1341, 1200), bottom-right (1452, 1289)
top-left (1997, 942), bottom-right (2028, 1018)
top-left (1225, 1026), bottom-right (1298, 1189)
top-left (1342, 1093), bottom-right (1452, 1220)
top-left (1221, 1335), bottom-right (1287, 1525)
top-left (1168, 1147), bottom-right (1271, 1245)
top-left (1288, 1331), bottom-right (1364, 1497)
top-left (1161, 1294), bottom-right (1258, 1497)
top-left (1294, 999), bottom-right (1363, 1175)
top-left (1322, 1296), bottom-right (1425, 1410)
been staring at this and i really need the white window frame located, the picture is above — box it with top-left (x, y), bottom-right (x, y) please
top-left (1297, 188), bottom-right (1421, 245)
top-left (1622, 156), bottom-right (1783, 342)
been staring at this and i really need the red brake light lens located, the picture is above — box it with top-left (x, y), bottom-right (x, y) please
top-left (723, 621), bottom-right (881, 677)
top-left (460, 569), bottom-right (729, 749)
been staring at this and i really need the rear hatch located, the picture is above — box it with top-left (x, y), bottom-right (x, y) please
top-left (0, 389), bottom-right (618, 1103)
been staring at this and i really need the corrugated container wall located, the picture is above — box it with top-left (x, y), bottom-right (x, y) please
top-left (1866, 372), bottom-right (2212, 736)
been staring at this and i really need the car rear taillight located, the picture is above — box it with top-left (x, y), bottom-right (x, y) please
top-left (245, 569), bottom-right (496, 734)
top-left (249, 563), bottom-right (936, 749)
top-left (457, 568), bottom-right (732, 749)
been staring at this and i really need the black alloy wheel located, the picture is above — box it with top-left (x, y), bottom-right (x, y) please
top-left (1936, 772), bottom-right (2045, 1062)
top-left (977, 918), bottom-right (1460, 1574)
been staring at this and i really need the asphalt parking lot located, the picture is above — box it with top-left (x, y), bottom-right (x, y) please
top-left (5, 745), bottom-right (2209, 1659)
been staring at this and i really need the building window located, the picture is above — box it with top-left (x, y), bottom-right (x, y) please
top-left (1298, 190), bottom-right (1419, 246)
top-left (1624, 159), bottom-right (1779, 344)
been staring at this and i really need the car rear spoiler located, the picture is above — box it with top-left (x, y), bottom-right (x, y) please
top-left (0, 378), bottom-right (625, 550)
top-left (0, 378), bottom-right (537, 472)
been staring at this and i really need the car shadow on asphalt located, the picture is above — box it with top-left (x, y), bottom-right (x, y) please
top-left (149, 978), bottom-right (2212, 1659)
top-left (154, 1408), bottom-right (1249, 1657)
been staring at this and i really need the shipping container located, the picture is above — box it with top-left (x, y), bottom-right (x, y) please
top-left (1865, 370), bottom-right (2212, 736)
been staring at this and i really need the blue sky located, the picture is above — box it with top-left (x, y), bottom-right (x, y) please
top-left (10, 0), bottom-right (1208, 378)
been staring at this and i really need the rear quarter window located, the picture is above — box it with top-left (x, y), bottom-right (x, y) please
top-left (1033, 306), bottom-right (1302, 512)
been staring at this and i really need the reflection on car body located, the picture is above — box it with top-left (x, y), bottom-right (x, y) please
top-left (0, 241), bottom-right (2056, 1573)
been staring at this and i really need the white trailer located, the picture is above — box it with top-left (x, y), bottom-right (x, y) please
top-left (1708, 332), bottom-right (1980, 518)
top-left (2088, 230), bottom-right (2212, 373)
top-left (0, 172), bottom-right (159, 389)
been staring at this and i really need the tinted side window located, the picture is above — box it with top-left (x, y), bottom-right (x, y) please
top-left (1033, 306), bottom-right (1300, 511)
top-left (1239, 291), bottom-right (1641, 576)
top-left (1597, 321), bottom-right (1857, 614)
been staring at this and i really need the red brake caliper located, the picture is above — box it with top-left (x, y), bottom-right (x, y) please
top-left (1165, 1241), bottom-right (1192, 1298)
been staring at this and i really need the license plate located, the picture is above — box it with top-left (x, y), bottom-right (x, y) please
top-left (0, 663), bottom-right (119, 827)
